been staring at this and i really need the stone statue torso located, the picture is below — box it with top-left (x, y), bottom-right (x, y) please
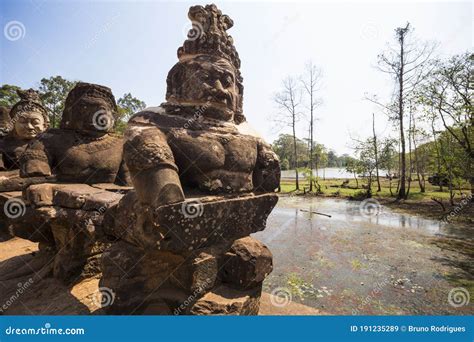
top-left (23, 129), bottom-right (127, 184)
top-left (0, 137), bottom-right (30, 170)
top-left (127, 107), bottom-right (271, 193)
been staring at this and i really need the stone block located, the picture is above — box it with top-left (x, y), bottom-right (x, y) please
top-left (189, 285), bottom-right (262, 315)
top-left (220, 236), bottom-right (272, 289)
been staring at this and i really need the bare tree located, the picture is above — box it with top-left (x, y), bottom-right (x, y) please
top-left (300, 61), bottom-right (323, 192)
top-left (274, 77), bottom-right (302, 190)
top-left (372, 23), bottom-right (436, 200)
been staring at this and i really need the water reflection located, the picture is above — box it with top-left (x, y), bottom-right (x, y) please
top-left (258, 196), bottom-right (470, 241)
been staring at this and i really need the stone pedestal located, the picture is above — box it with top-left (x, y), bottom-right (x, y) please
top-left (99, 192), bottom-right (277, 315)
top-left (7, 183), bottom-right (131, 283)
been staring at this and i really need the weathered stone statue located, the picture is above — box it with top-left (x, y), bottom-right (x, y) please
top-left (4, 83), bottom-right (132, 281)
top-left (0, 91), bottom-right (49, 236)
top-left (0, 89), bottom-right (48, 171)
top-left (20, 82), bottom-right (130, 185)
top-left (0, 106), bottom-right (12, 138)
top-left (101, 4), bottom-right (280, 315)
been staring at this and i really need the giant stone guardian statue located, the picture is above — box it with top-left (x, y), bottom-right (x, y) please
top-left (100, 4), bottom-right (281, 315)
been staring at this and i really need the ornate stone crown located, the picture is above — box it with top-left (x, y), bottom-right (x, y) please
top-left (10, 89), bottom-right (49, 123)
top-left (167, 4), bottom-right (245, 124)
top-left (178, 4), bottom-right (241, 71)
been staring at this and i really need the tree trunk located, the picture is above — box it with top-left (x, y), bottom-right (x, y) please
top-left (372, 113), bottom-right (381, 192)
top-left (411, 110), bottom-right (425, 192)
top-left (406, 108), bottom-right (412, 198)
top-left (389, 176), bottom-right (393, 196)
top-left (367, 173), bottom-right (373, 198)
top-left (397, 29), bottom-right (407, 200)
top-left (431, 119), bottom-right (443, 192)
top-left (292, 118), bottom-right (299, 191)
top-left (309, 89), bottom-right (314, 193)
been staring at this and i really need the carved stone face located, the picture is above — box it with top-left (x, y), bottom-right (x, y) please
top-left (14, 111), bottom-right (46, 140)
top-left (166, 56), bottom-right (242, 121)
top-left (66, 97), bottom-right (115, 133)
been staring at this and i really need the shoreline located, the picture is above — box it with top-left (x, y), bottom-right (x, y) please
top-left (278, 178), bottom-right (473, 226)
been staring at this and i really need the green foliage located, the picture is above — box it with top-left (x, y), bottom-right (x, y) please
top-left (115, 93), bottom-right (146, 134)
top-left (38, 76), bottom-right (78, 127)
top-left (272, 134), bottom-right (309, 169)
top-left (345, 156), bottom-right (364, 176)
top-left (273, 133), bottom-right (348, 170)
top-left (117, 92), bottom-right (146, 122)
top-left (0, 84), bottom-right (21, 107)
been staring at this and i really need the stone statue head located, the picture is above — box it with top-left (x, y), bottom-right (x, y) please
top-left (0, 106), bottom-right (12, 137)
top-left (61, 82), bottom-right (118, 133)
top-left (9, 89), bottom-right (48, 140)
top-left (165, 4), bottom-right (245, 124)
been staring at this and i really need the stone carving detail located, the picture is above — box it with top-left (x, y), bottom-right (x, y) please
top-left (101, 4), bottom-right (281, 315)
top-left (0, 106), bottom-right (12, 138)
top-left (20, 82), bottom-right (130, 185)
top-left (1, 83), bottom-right (131, 281)
top-left (0, 89), bottom-right (48, 171)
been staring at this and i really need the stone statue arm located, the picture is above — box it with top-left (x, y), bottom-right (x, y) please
top-left (123, 124), bottom-right (184, 207)
top-left (253, 139), bottom-right (281, 192)
top-left (19, 139), bottom-right (52, 177)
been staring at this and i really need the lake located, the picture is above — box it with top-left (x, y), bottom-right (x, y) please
top-left (253, 196), bottom-right (473, 315)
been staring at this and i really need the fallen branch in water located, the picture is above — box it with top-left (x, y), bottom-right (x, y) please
top-left (299, 209), bottom-right (332, 218)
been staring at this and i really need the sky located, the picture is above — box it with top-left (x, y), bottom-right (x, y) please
top-left (0, 0), bottom-right (472, 155)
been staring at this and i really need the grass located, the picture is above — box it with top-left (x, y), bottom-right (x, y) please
top-left (280, 177), bottom-right (471, 201)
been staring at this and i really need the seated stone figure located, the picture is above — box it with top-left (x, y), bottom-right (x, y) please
top-left (21, 82), bottom-right (130, 185)
top-left (101, 4), bottom-right (280, 315)
top-left (4, 83), bottom-right (132, 282)
top-left (0, 89), bottom-right (48, 171)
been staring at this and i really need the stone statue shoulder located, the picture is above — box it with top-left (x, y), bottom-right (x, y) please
top-left (129, 105), bottom-right (244, 136)
top-left (128, 106), bottom-right (188, 130)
